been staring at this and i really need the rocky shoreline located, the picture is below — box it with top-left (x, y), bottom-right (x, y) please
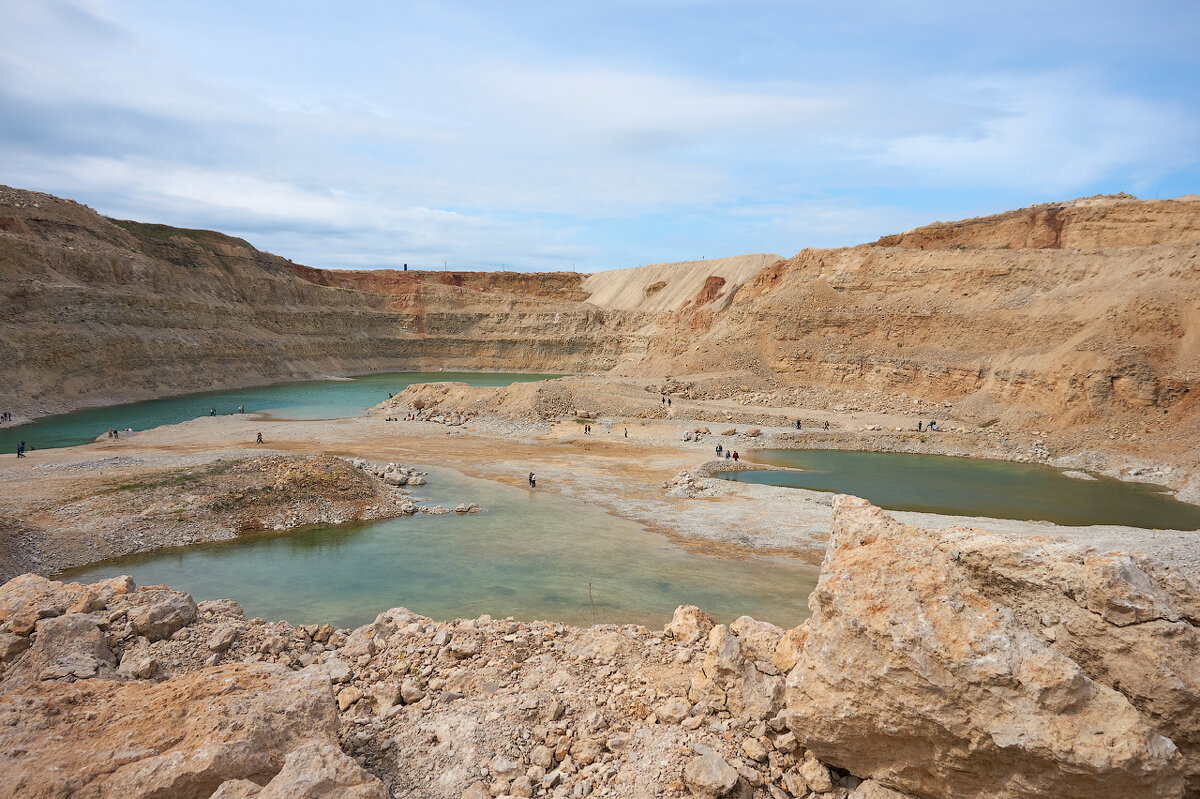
top-left (0, 453), bottom-right (485, 583)
top-left (2, 498), bottom-right (1196, 799)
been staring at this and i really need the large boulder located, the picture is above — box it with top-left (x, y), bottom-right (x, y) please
top-left (16, 612), bottom-right (117, 682)
top-left (0, 662), bottom-right (341, 799)
top-left (784, 495), bottom-right (1191, 799)
top-left (683, 754), bottom-right (740, 798)
top-left (666, 604), bottom-right (716, 644)
top-left (239, 742), bottom-right (387, 798)
top-left (0, 573), bottom-right (132, 636)
top-left (119, 585), bottom-right (198, 641)
top-left (689, 622), bottom-right (784, 721)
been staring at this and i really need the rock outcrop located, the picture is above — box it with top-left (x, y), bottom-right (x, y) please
top-left (2, 495), bottom-right (1199, 799)
top-left (784, 495), bottom-right (1198, 799)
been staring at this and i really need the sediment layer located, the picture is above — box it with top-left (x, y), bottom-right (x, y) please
top-left (2, 187), bottom-right (1197, 462)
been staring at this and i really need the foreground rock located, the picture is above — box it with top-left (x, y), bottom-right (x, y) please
top-left (0, 662), bottom-right (359, 798)
top-left (2, 495), bottom-right (1198, 799)
top-left (785, 495), bottom-right (1198, 799)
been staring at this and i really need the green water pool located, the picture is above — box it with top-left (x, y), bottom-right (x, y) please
top-left (60, 467), bottom-right (816, 629)
top-left (720, 449), bottom-right (1200, 530)
top-left (1, 371), bottom-right (561, 452)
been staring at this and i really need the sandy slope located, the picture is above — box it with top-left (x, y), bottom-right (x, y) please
top-left (580, 253), bottom-right (781, 313)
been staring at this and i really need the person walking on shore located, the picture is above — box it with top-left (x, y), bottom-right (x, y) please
top-left (17, 441), bottom-right (25, 458)
top-left (256, 432), bottom-right (263, 443)
top-left (528, 472), bottom-right (536, 488)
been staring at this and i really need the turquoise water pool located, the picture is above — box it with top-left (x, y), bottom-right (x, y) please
top-left (61, 467), bottom-right (816, 629)
top-left (720, 449), bottom-right (1200, 530)
top-left (2, 372), bottom-right (561, 452)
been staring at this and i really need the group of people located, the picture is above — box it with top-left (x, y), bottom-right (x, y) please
top-left (0, 411), bottom-right (12, 423)
top-left (715, 444), bottom-right (740, 461)
top-left (917, 420), bottom-right (940, 432)
top-left (16, 440), bottom-right (28, 458)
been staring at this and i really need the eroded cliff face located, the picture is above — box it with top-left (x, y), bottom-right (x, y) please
top-left (635, 196), bottom-right (1200, 447)
top-left (2, 187), bottom-right (1197, 447)
top-left (0, 187), bottom-right (643, 416)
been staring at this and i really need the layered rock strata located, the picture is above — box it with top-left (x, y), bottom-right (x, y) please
top-left (2, 187), bottom-right (1198, 453)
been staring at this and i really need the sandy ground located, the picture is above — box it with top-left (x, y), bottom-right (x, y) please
top-left (2, 390), bottom-right (1197, 582)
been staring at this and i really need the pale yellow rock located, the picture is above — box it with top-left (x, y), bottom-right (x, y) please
top-left (255, 742), bottom-right (387, 798)
top-left (683, 754), bottom-right (740, 799)
top-left (784, 496), bottom-right (1188, 799)
top-left (0, 663), bottom-right (341, 799)
top-left (666, 604), bottom-right (716, 644)
top-left (690, 623), bottom-right (783, 721)
top-left (771, 626), bottom-right (806, 674)
top-left (728, 616), bottom-right (784, 664)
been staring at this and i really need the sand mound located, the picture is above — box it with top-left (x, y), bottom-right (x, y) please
top-left (581, 254), bottom-right (781, 313)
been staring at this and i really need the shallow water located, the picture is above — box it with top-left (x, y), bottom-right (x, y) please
top-left (720, 449), bottom-right (1200, 530)
top-left (61, 467), bottom-right (816, 629)
top-left (1, 372), bottom-right (560, 452)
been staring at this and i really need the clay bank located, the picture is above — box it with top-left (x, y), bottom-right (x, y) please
top-left (1, 498), bottom-right (1196, 799)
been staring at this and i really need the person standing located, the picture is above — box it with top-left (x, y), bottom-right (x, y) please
top-left (17, 441), bottom-right (26, 458)
top-left (528, 472), bottom-right (536, 488)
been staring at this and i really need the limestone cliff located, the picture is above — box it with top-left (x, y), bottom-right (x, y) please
top-left (2, 187), bottom-right (1197, 453)
top-left (0, 186), bottom-right (642, 416)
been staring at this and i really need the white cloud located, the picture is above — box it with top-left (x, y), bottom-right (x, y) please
top-left (1, 2), bottom-right (1196, 270)
top-left (877, 72), bottom-right (1198, 192)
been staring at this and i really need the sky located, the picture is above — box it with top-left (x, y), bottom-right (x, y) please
top-left (1, 1), bottom-right (1198, 272)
